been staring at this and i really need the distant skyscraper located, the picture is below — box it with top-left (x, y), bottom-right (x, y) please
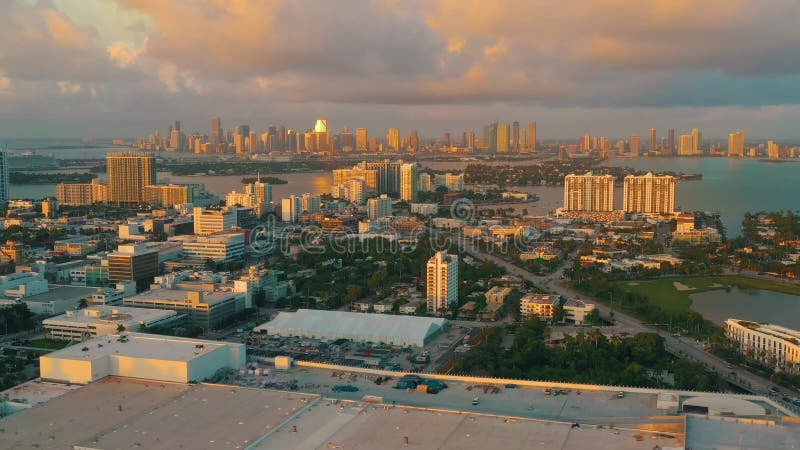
top-left (443, 132), bottom-right (451, 148)
top-left (496, 124), bottom-right (510, 153)
top-left (668, 128), bottom-right (675, 154)
top-left (691, 128), bottom-right (701, 154)
top-left (767, 140), bottom-right (780, 160)
top-left (0, 149), bottom-right (8, 204)
top-left (630, 135), bottom-right (640, 157)
top-left (563, 172), bottom-right (615, 212)
top-left (649, 128), bottom-right (656, 152)
top-left (728, 129), bottom-right (745, 157)
top-left (387, 128), bottom-right (400, 152)
top-left (212, 117), bottom-right (222, 146)
top-left (527, 121), bottom-right (537, 152)
top-left (623, 173), bottom-right (675, 214)
top-left (400, 163), bottom-right (419, 202)
top-left (467, 131), bottom-right (476, 151)
top-left (409, 130), bottom-right (419, 152)
top-left (579, 135), bottom-right (591, 152)
top-left (107, 153), bottom-right (156, 205)
top-left (314, 119), bottom-right (328, 133)
top-left (511, 121), bottom-right (520, 152)
top-left (356, 128), bottom-right (368, 151)
top-left (426, 251), bottom-right (458, 315)
top-left (678, 134), bottom-right (694, 156)
top-left (248, 130), bottom-right (258, 153)
top-left (340, 127), bottom-right (354, 152)
top-left (483, 123), bottom-right (498, 151)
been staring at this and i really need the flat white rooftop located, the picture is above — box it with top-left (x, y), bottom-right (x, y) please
top-left (44, 332), bottom-right (242, 363)
top-left (255, 309), bottom-right (448, 346)
top-left (43, 305), bottom-right (177, 327)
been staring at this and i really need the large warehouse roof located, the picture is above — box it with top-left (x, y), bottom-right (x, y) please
top-left (255, 309), bottom-right (447, 347)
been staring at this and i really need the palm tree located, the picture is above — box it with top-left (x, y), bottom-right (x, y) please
top-left (587, 329), bottom-right (603, 349)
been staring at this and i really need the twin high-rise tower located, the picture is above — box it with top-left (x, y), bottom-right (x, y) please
top-left (564, 172), bottom-right (675, 214)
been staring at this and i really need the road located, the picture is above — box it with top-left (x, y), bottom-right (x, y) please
top-left (459, 237), bottom-right (800, 410)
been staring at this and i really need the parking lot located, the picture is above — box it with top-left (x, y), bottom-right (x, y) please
top-left (241, 323), bottom-right (480, 372)
top-left (232, 364), bottom-right (672, 423)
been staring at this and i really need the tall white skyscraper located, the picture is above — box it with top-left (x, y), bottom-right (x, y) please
top-left (563, 173), bottom-right (615, 212)
top-left (622, 173), bottom-right (675, 214)
top-left (400, 163), bottom-right (419, 202)
top-left (426, 251), bottom-right (458, 315)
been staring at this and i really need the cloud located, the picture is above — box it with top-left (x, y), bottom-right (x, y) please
top-left (107, 38), bottom-right (148, 68)
top-left (56, 81), bottom-right (81, 96)
top-left (5, 0), bottom-right (800, 138)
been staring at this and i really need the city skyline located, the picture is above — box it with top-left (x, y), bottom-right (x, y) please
top-left (4, 1), bottom-right (800, 139)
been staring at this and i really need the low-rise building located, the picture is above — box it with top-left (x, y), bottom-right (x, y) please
top-left (725, 319), bottom-right (800, 374)
top-left (123, 286), bottom-right (246, 330)
top-left (169, 231), bottom-right (246, 263)
top-left (43, 305), bottom-right (182, 340)
top-left (410, 203), bottom-right (438, 216)
top-left (484, 286), bottom-right (512, 306)
top-left (520, 294), bottom-right (561, 321)
top-left (39, 332), bottom-right (245, 384)
top-left (562, 299), bottom-right (596, 325)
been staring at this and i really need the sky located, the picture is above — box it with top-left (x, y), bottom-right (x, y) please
top-left (3, 0), bottom-right (800, 140)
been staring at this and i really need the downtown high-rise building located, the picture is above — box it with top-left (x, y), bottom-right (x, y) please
top-left (356, 128), bottom-right (368, 151)
top-left (622, 173), bottom-right (675, 214)
top-left (107, 153), bottom-right (156, 205)
top-left (483, 123), bottom-right (498, 151)
top-left (668, 128), bottom-right (675, 155)
top-left (678, 134), bottom-right (694, 156)
top-left (579, 135), bottom-right (591, 152)
top-left (563, 172), bottom-right (615, 212)
top-left (497, 124), bottom-right (510, 153)
top-left (511, 121), bottom-right (520, 152)
top-left (527, 121), bottom-right (537, 152)
top-left (649, 128), bottom-right (657, 152)
top-left (692, 128), bottom-right (702, 154)
top-left (426, 251), bottom-right (458, 315)
top-left (466, 131), bottom-right (476, 151)
top-left (630, 135), bottom-right (640, 157)
top-left (767, 140), bottom-right (780, 160)
top-left (386, 128), bottom-right (400, 152)
top-left (409, 130), bottom-right (419, 152)
top-left (212, 117), bottom-right (222, 146)
top-left (728, 129), bottom-right (745, 157)
top-left (400, 162), bottom-right (419, 202)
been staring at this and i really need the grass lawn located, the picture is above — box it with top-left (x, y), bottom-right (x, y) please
top-left (616, 275), bottom-right (800, 315)
top-left (25, 338), bottom-right (70, 350)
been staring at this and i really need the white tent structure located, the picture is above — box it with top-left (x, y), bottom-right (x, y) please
top-left (255, 309), bottom-right (448, 347)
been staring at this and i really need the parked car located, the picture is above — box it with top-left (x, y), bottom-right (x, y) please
top-left (332, 385), bottom-right (359, 392)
